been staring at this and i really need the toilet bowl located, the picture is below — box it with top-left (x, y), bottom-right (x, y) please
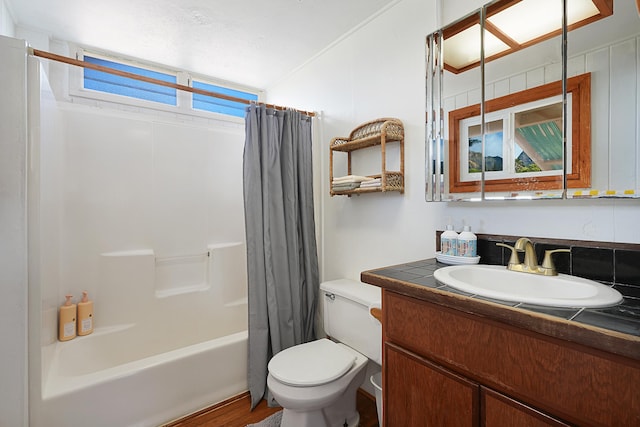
top-left (268, 339), bottom-right (368, 427)
top-left (267, 279), bottom-right (381, 427)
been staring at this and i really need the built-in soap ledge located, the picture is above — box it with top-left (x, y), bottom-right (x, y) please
top-left (70, 323), bottom-right (135, 339)
top-left (100, 244), bottom-right (244, 298)
top-left (153, 242), bottom-right (244, 298)
top-left (155, 252), bottom-right (210, 298)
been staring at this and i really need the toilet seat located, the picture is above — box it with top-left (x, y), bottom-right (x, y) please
top-left (268, 339), bottom-right (356, 387)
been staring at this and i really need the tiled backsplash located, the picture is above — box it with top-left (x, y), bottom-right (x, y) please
top-left (436, 232), bottom-right (640, 299)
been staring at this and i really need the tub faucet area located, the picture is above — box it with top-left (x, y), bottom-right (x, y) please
top-left (497, 238), bottom-right (570, 276)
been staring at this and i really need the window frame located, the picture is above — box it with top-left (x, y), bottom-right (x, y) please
top-left (68, 47), bottom-right (261, 122)
top-left (191, 79), bottom-right (258, 118)
top-left (448, 73), bottom-right (591, 194)
top-left (458, 94), bottom-right (570, 183)
top-left (82, 54), bottom-right (179, 106)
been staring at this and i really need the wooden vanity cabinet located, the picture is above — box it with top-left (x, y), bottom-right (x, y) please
top-left (385, 343), bottom-right (478, 426)
top-left (382, 290), bottom-right (640, 426)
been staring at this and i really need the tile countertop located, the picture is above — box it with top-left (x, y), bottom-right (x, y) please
top-left (361, 258), bottom-right (640, 362)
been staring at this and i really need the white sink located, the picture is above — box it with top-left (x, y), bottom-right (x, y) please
top-left (433, 264), bottom-right (623, 308)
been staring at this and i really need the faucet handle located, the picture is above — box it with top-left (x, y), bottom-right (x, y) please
top-left (540, 248), bottom-right (571, 275)
top-left (496, 243), bottom-right (519, 267)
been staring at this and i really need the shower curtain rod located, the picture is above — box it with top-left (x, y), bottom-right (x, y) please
top-left (30, 48), bottom-right (315, 117)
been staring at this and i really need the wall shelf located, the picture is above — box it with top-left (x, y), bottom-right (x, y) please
top-left (330, 118), bottom-right (404, 196)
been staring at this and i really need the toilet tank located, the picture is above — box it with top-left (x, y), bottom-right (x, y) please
top-left (321, 279), bottom-right (382, 365)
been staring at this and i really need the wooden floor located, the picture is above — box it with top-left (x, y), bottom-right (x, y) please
top-left (164, 390), bottom-right (379, 427)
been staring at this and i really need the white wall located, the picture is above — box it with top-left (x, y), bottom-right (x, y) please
top-left (268, 0), bottom-right (443, 282)
top-left (0, 35), bottom-right (28, 427)
top-left (268, 0), bottom-right (640, 285)
top-left (0, 0), bottom-right (15, 37)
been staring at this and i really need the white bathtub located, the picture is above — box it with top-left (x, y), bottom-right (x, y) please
top-left (28, 69), bottom-right (251, 426)
top-left (31, 242), bottom-right (251, 426)
top-left (35, 324), bottom-right (248, 427)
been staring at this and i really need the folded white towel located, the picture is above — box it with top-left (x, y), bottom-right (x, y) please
top-left (332, 175), bottom-right (373, 184)
top-left (360, 179), bottom-right (382, 188)
top-left (332, 182), bottom-right (360, 191)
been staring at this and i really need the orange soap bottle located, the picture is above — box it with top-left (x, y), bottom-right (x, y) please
top-left (58, 295), bottom-right (76, 341)
top-left (77, 291), bottom-right (94, 336)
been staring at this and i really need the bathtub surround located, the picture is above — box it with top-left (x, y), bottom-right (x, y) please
top-left (0, 36), bottom-right (252, 425)
top-left (243, 105), bottom-right (320, 409)
top-left (31, 107), bottom-right (249, 424)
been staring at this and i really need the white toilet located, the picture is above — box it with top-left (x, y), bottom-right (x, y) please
top-left (267, 279), bottom-right (382, 427)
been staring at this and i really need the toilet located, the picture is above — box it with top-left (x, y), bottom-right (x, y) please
top-left (267, 279), bottom-right (382, 427)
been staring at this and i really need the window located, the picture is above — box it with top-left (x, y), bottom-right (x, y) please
top-left (83, 56), bottom-right (177, 105)
top-left (448, 73), bottom-right (591, 194)
top-left (192, 81), bottom-right (257, 118)
top-left (458, 97), bottom-right (567, 184)
top-left (79, 52), bottom-right (260, 119)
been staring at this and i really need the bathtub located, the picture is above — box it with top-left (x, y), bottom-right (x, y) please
top-left (28, 70), bottom-right (252, 425)
top-left (32, 242), bottom-right (251, 426)
top-left (35, 322), bottom-right (248, 427)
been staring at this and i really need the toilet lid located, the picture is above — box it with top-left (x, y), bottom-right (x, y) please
top-left (268, 339), bottom-right (356, 387)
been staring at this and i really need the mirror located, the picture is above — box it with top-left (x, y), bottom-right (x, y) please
top-left (426, 0), bottom-right (640, 201)
top-left (448, 73), bottom-right (591, 194)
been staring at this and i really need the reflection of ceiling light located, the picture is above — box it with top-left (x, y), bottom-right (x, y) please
top-left (443, 0), bottom-right (613, 74)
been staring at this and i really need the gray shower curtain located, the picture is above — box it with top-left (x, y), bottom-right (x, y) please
top-left (243, 104), bottom-right (319, 409)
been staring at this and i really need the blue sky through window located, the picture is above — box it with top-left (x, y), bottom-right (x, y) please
top-left (84, 56), bottom-right (177, 105)
top-left (192, 81), bottom-right (258, 118)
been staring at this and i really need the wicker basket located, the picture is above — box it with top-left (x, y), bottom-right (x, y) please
top-left (330, 118), bottom-right (404, 150)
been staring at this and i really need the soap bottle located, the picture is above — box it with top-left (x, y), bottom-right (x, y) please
top-left (457, 225), bottom-right (477, 257)
top-left (77, 291), bottom-right (94, 336)
top-left (441, 224), bottom-right (459, 256)
top-left (58, 295), bottom-right (76, 341)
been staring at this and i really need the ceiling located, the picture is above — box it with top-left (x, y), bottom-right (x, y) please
top-left (7, 0), bottom-right (398, 89)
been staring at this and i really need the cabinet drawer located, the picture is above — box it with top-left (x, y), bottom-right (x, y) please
top-left (384, 290), bottom-right (640, 426)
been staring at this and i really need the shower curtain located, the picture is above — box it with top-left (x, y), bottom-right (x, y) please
top-left (243, 104), bottom-right (319, 409)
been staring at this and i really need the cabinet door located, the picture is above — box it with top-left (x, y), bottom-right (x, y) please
top-left (482, 387), bottom-right (571, 427)
top-left (385, 343), bottom-right (479, 426)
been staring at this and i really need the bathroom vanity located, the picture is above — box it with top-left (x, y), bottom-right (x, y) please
top-left (361, 259), bottom-right (640, 426)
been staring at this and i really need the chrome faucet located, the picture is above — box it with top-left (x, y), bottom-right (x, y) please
top-left (497, 238), bottom-right (570, 276)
